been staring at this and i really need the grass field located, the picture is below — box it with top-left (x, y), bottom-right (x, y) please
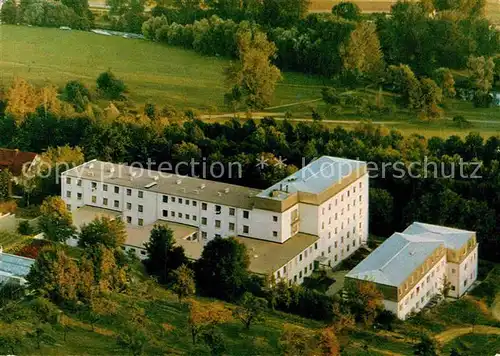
top-left (0, 25), bottom-right (326, 111)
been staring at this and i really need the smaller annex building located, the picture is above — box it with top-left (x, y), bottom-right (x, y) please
top-left (346, 222), bottom-right (478, 320)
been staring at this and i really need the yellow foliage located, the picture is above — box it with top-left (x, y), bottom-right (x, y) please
top-left (5, 78), bottom-right (39, 121)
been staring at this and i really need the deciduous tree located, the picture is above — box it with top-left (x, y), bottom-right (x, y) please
top-left (224, 30), bottom-right (282, 109)
top-left (187, 300), bottom-right (232, 344)
top-left (78, 216), bottom-right (126, 249)
top-left (171, 264), bottom-right (196, 302)
top-left (234, 292), bottom-right (267, 329)
top-left (196, 236), bottom-right (250, 301)
top-left (38, 196), bottom-right (76, 243)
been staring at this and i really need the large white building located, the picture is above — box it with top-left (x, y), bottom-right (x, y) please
top-left (61, 156), bottom-right (369, 284)
top-left (346, 222), bottom-right (478, 320)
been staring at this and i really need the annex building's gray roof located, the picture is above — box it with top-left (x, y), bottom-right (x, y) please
top-left (257, 156), bottom-right (366, 201)
top-left (346, 222), bottom-right (474, 287)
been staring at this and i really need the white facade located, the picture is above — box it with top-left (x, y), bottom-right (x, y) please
top-left (447, 245), bottom-right (478, 298)
top-left (61, 156), bottom-right (369, 283)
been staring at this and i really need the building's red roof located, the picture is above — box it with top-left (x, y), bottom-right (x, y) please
top-left (0, 149), bottom-right (38, 176)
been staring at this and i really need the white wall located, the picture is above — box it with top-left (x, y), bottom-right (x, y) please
top-left (447, 245), bottom-right (478, 298)
top-left (396, 255), bottom-right (447, 320)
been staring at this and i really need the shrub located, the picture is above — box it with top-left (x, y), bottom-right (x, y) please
top-left (0, 0), bottom-right (18, 24)
top-left (453, 115), bottom-right (472, 128)
top-left (96, 71), bottom-right (126, 100)
top-left (17, 220), bottom-right (33, 236)
top-left (61, 80), bottom-right (91, 112)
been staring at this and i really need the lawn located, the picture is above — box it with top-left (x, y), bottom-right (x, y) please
top-left (0, 25), bottom-right (325, 111)
top-left (442, 333), bottom-right (500, 355)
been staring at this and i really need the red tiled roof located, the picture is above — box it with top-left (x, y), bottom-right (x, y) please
top-left (0, 148), bottom-right (38, 176)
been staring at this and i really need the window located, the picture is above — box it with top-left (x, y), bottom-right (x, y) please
top-left (171, 211), bottom-right (175, 217)
top-left (103, 198), bottom-right (108, 206)
top-left (163, 209), bottom-right (168, 217)
top-left (185, 214), bottom-right (189, 219)
top-left (193, 201), bottom-right (197, 207)
top-left (162, 195), bottom-right (168, 203)
top-left (299, 271), bottom-right (302, 278)
top-left (126, 216), bottom-right (132, 223)
top-left (451, 285), bottom-right (456, 291)
top-left (92, 196), bottom-right (97, 203)
top-left (328, 246), bottom-right (331, 253)
top-left (77, 193), bottom-right (82, 200)
top-left (352, 240), bottom-right (356, 247)
top-left (334, 241), bottom-right (338, 248)
top-left (77, 179), bottom-right (82, 187)
top-left (243, 225), bottom-right (249, 234)
top-left (66, 177), bottom-right (71, 184)
top-left (179, 198), bottom-right (183, 204)
top-left (334, 255), bottom-right (338, 262)
top-left (202, 217), bottom-right (207, 225)
top-left (328, 232), bottom-right (331, 239)
top-left (138, 218), bottom-right (144, 226)
top-left (127, 189), bottom-right (132, 196)
top-left (140, 250), bottom-right (146, 256)
top-left (172, 197), bottom-right (176, 203)
top-left (215, 234), bottom-right (221, 238)
top-left (103, 184), bottom-right (108, 191)
top-left (273, 215), bottom-right (278, 222)
top-left (243, 211), bottom-right (249, 219)
top-left (138, 191), bottom-right (143, 198)
top-left (67, 204), bottom-right (71, 210)
top-left (452, 268), bottom-right (456, 274)
top-left (114, 200), bottom-right (119, 208)
top-left (215, 220), bottom-right (221, 228)
top-left (114, 186), bottom-right (119, 194)
top-left (202, 203), bottom-right (207, 210)
top-left (193, 215), bottom-right (197, 221)
top-left (202, 232), bottom-right (207, 239)
top-left (178, 212), bottom-right (182, 218)
top-left (299, 254), bottom-right (303, 261)
top-left (186, 199), bottom-right (190, 205)
top-left (127, 202), bottom-right (132, 210)
top-left (215, 205), bottom-right (221, 214)
top-left (273, 231), bottom-right (278, 237)
top-left (138, 205), bottom-right (143, 212)
top-left (304, 267), bottom-right (308, 274)
top-left (229, 208), bottom-right (235, 216)
top-left (66, 191), bottom-right (71, 198)
top-left (229, 223), bottom-right (235, 231)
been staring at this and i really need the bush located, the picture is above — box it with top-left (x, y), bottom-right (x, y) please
top-left (96, 71), bottom-right (126, 100)
top-left (17, 220), bottom-right (33, 236)
top-left (61, 80), bottom-right (91, 112)
top-left (21, 0), bottom-right (88, 29)
top-left (453, 115), bottom-right (472, 128)
top-left (0, 0), bottom-right (18, 24)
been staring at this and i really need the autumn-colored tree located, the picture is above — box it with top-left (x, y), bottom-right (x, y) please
top-left (341, 22), bottom-right (384, 78)
top-left (82, 244), bottom-right (128, 293)
top-left (38, 196), bottom-right (76, 243)
top-left (171, 264), bottom-right (196, 302)
top-left (233, 292), bottom-right (267, 329)
top-left (78, 216), bottom-right (126, 249)
top-left (317, 327), bottom-right (340, 356)
top-left (41, 145), bottom-right (85, 167)
top-left (331, 302), bottom-right (355, 334)
top-left (433, 68), bottom-right (456, 98)
top-left (468, 55), bottom-right (495, 94)
top-left (280, 323), bottom-right (318, 356)
top-left (187, 300), bottom-right (232, 344)
top-left (344, 280), bottom-right (384, 325)
top-left (224, 29), bottom-right (282, 109)
top-left (27, 246), bottom-right (79, 304)
top-left (77, 255), bottom-right (96, 301)
top-left (82, 291), bottom-right (118, 331)
top-left (5, 78), bottom-right (39, 122)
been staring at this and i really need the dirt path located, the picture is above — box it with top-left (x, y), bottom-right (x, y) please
top-left (435, 325), bottom-right (500, 344)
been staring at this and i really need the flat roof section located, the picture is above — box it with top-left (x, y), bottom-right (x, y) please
top-left (258, 156), bottom-right (366, 201)
top-left (64, 161), bottom-right (260, 210)
top-left (72, 205), bottom-right (121, 228)
top-left (125, 220), bottom-right (202, 260)
top-left (403, 222), bottom-right (474, 250)
top-left (237, 233), bottom-right (319, 275)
